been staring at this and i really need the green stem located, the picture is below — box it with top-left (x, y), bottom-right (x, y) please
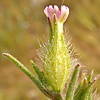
top-left (52, 93), bottom-right (63, 100)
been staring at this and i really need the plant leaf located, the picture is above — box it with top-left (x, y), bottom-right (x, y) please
top-left (30, 60), bottom-right (50, 87)
top-left (3, 53), bottom-right (52, 99)
top-left (65, 64), bottom-right (80, 100)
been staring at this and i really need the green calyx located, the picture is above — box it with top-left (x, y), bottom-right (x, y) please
top-left (43, 17), bottom-right (71, 93)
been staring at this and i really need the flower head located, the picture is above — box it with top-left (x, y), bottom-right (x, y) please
top-left (43, 5), bottom-right (71, 93)
top-left (44, 5), bottom-right (69, 23)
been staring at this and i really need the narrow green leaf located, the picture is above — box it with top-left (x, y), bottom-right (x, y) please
top-left (87, 71), bottom-right (93, 100)
top-left (80, 78), bottom-right (97, 100)
top-left (87, 71), bottom-right (93, 84)
top-left (30, 60), bottom-right (50, 87)
top-left (87, 87), bottom-right (93, 100)
top-left (74, 72), bottom-right (86, 97)
top-left (74, 77), bottom-right (88, 100)
top-left (3, 53), bottom-right (52, 99)
top-left (66, 64), bottom-right (80, 100)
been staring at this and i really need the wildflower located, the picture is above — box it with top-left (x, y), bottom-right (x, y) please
top-left (44, 5), bottom-right (69, 23)
top-left (3, 5), bottom-right (98, 100)
top-left (43, 5), bottom-right (70, 93)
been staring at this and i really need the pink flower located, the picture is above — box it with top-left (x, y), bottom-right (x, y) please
top-left (44, 5), bottom-right (69, 23)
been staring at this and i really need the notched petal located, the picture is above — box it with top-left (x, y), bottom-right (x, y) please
top-left (44, 7), bottom-right (49, 17)
top-left (44, 5), bottom-right (69, 23)
top-left (60, 5), bottom-right (69, 23)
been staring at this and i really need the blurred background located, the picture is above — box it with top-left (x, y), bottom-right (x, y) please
top-left (0, 0), bottom-right (100, 100)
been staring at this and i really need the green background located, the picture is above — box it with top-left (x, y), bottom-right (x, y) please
top-left (0, 0), bottom-right (100, 100)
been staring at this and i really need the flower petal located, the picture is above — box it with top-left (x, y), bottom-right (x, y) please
top-left (48, 5), bottom-right (54, 20)
top-left (54, 5), bottom-right (60, 19)
top-left (44, 5), bottom-right (69, 23)
top-left (44, 7), bottom-right (49, 17)
top-left (60, 5), bottom-right (69, 23)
